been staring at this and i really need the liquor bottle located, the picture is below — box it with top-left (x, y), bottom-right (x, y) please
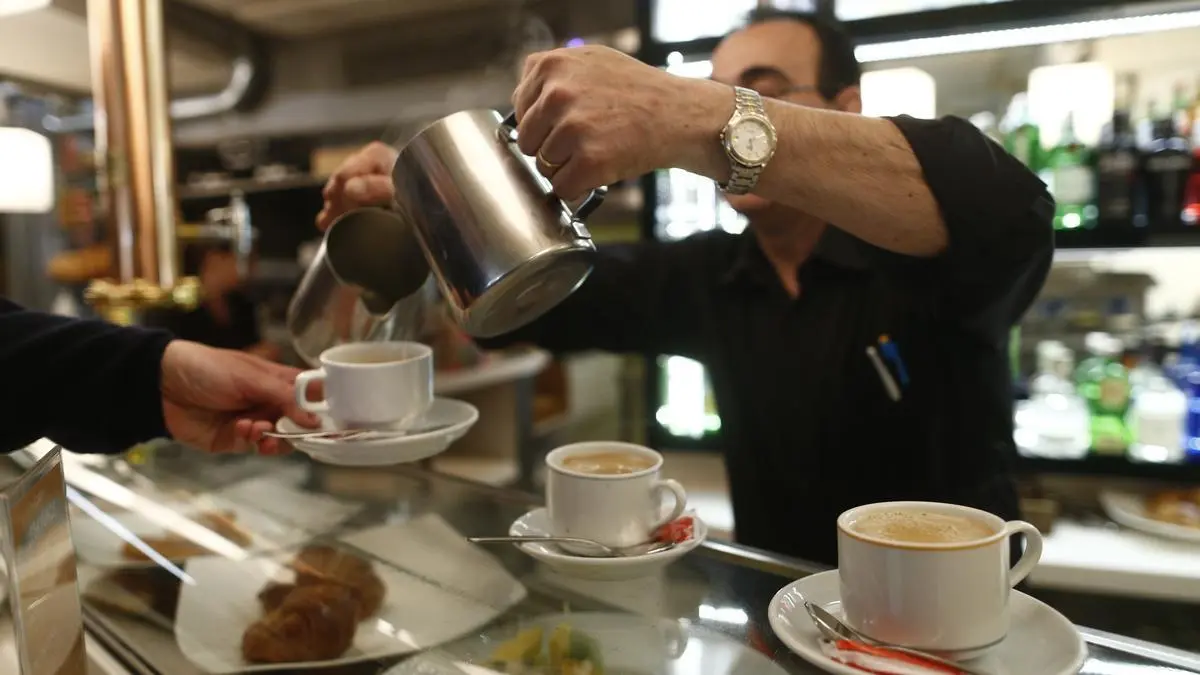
top-left (1076, 333), bottom-right (1133, 455)
top-left (1142, 104), bottom-right (1193, 230)
top-left (1000, 93), bottom-right (1041, 170)
top-left (1040, 113), bottom-right (1096, 230)
top-left (1128, 371), bottom-right (1187, 464)
top-left (1182, 121), bottom-right (1200, 227)
top-left (1172, 81), bottom-right (1193, 140)
top-left (1016, 341), bottom-right (1089, 459)
top-left (1095, 75), bottom-right (1141, 230)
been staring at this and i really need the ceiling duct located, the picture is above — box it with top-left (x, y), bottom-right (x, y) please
top-left (43, 0), bottom-right (269, 132)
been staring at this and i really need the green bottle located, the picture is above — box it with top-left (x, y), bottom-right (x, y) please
top-left (1001, 93), bottom-right (1042, 170)
top-left (1076, 333), bottom-right (1132, 455)
top-left (1040, 113), bottom-right (1097, 231)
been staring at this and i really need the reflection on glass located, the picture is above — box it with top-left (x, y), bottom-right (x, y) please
top-left (656, 355), bottom-right (720, 438)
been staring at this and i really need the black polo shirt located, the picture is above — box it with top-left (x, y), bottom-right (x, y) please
top-left (486, 115), bottom-right (1054, 565)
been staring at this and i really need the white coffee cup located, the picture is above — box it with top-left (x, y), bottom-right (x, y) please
top-left (294, 341), bottom-right (433, 430)
top-left (837, 501), bottom-right (1044, 655)
top-left (545, 442), bottom-right (687, 553)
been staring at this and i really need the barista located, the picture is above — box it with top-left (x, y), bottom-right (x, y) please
top-left (315, 11), bottom-right (1052, 565)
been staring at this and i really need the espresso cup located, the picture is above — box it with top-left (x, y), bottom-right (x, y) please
top-left (293, 341), bottom-right (433, 430)
top-left (545, 442), bottom-right (687, 554)
top-left (837, 501), bottom-right (1044, 655)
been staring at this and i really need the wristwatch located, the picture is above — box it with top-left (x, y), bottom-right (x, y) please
top-left (718, 86), bottom-right (777, 195)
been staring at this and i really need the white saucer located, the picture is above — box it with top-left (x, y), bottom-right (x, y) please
top-left (507, 507), bottom-right (706, 581)
top-left (768, 569), bottom-right (1087, 675)
top-left (276, 398), bottom-right (478, 466)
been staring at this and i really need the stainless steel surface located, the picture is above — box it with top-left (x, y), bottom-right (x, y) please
top-left (88, 0), bottom-right (179, 287)
top-left (803, 601), bottom-right (991, 675)
top-left (286, 240), bottom-right (433, 366)
top-left (391, 108), bottom-right (604, 338)
top-left (468, 535), bottom-right (676, 557)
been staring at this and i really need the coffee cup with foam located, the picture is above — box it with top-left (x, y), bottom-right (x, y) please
top-left (837, 501), bottom-right (1044, 656)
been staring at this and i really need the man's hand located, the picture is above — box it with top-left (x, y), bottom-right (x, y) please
top-left (315, 142), bottom-right (399, 232)
top-left (512, 45), bottom-right (732, 200)
top-left (160, 341), bottom-right (319, 455)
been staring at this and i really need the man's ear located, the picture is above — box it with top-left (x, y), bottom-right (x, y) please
top-left (834, 85), bottom-right (862, 114)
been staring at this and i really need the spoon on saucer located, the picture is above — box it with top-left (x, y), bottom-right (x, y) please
top-left (803, 600), bottom-right (992, 675)
top-left (264, 423), bottom-right (451, 441)
top-left (468, 535), bottom-right (676, 558)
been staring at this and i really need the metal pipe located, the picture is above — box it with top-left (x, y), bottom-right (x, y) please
top-left (44, 1), bottom-right (268, 133)
top-left (87, 0), bottom-right (178, 286)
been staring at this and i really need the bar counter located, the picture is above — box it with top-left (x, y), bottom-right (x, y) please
top-left (10, 443), bottom-right (1200, 675)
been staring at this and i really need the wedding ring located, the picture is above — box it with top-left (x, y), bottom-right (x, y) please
top-left (536, 151), bottom-right (563, 171)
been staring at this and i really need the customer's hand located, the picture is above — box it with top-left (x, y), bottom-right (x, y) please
top-left (315, 142), bottom-right (399, 231)
top-left (512, 45), bottom-right (731, 200)
top-left (160, 341), bottom-right (319, 454)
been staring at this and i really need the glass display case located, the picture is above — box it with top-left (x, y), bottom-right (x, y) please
top-left (6, 443), bottom-right (1198, 674)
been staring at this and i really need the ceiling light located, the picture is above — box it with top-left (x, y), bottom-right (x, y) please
top-left (856, 10), bottom-right (1200, 62)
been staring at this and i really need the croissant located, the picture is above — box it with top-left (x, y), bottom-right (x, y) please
top-left (241, 584), bottom-right (358, 663)
top-left (291, 545), bottom-right (386, 619)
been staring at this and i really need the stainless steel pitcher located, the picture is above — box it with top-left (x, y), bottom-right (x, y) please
top-left (392, 109), bottom-right (604, 337)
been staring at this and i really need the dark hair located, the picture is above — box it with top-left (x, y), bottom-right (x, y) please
top-left (744, 9), bottom-right (861, 101)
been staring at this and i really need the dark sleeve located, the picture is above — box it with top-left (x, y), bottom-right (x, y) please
top-left (883, 115), bottom-right (1055, 339)
top-left (0, 298), bottom-right (173, 454)
top-left (478, 237), bottom-right (715, 359)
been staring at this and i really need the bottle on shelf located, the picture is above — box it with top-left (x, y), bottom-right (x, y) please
top-left (1141, 101), bottom-right (1193, 231)
top-left (1076, 332), bottom-right (1133, 455)
top-left (1000, 93), bottom-right (1041, 170)
top-left (1182, 120), bottom-right (1200, 227)
top-left (1128, 371), bottom-right (1188, 464)
top-left (1172, 80), bottom-right (1193, 140)
top-left (1015, 341), bottom-right (1090, 459)
top-left (1040, 112), bottom-right (1096, 231)
top-left (1095, 74), bottom-right (1143, 230)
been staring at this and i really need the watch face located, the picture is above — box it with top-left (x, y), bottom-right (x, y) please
top-left (729, 117), bottom-right (773, 164)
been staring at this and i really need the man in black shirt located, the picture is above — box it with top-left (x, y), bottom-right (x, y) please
top-left (317, 12), bottom-right (1052, 564)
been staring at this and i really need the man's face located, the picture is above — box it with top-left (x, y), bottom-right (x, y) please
top-left (710, 19), bottom-right (861, 216)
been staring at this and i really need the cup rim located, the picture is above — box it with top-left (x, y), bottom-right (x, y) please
top-left (320, 341), bottom-right (432, 368)
top-left (545, 442), bottom-right (663, 481)
top-left (837, 501), bottom-right (1009, 552)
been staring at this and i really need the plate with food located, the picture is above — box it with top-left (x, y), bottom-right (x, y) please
top-left (385, 612), bottom-right (789, 675)
top-left (71, 505), bottom-right (306, 569)
top-left (175, 514), bottom-right (527, 673)
top-left (1101, 489), bottom-right (1200, 543)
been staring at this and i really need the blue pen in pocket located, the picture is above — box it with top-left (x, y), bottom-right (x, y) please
top-left (877, 335), bottom-right (910, 387)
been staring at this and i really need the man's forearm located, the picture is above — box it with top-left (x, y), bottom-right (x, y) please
top-left (676, 83), bottom-right (948, 257)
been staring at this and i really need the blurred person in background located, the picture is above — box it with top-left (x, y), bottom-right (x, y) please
top-left (314, 10), bottom-right (1053, 565)
top-left (146, 243), bottom-right (280, 361)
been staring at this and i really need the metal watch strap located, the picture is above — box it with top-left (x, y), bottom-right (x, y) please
top-left (721, 86), bottom-right (768, 195)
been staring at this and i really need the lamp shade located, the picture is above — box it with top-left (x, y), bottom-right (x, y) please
top-left (0, 127), bottom-right (54, 213)
top-left (0, 0), bottom-right (51, 18)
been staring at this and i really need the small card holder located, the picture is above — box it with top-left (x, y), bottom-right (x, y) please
top-left (0, 447), bottom-right (87, 675)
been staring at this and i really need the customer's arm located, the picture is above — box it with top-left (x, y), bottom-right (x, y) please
top-left (0, 298), bottom-right (170, 453)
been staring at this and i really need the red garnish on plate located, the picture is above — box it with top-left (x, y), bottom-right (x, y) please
top-left (655, 516), bottom-right (695, 543)
top-left (833, 640), bottom-right (963, 674)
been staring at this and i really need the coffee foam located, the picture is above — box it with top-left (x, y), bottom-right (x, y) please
top-left (850, 509), bottom-right (995, 544)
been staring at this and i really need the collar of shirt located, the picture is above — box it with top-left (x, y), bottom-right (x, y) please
top-left (719, 225), bottom-right (873, 290)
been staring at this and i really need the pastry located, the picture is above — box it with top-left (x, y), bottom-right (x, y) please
top-left (241, 583), bottom-right (359, 663)
top-left (256, 582), bottom-right (295, 613)
top-left (120, 538), bottom-right (211, 562)
top-left (1146, 491), bottom-right (1200, 528)
top-left (290, 545), bottom-right (386, 619)
top-left (196, 510), bottom-right (254, 547)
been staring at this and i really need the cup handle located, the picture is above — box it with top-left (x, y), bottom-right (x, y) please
top-left (651, 479), bottom-right (688, 528)
top-left (294, 369), bottom-right (329, 414)
top-left (1003, 520), bottom-right (1044, 587)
